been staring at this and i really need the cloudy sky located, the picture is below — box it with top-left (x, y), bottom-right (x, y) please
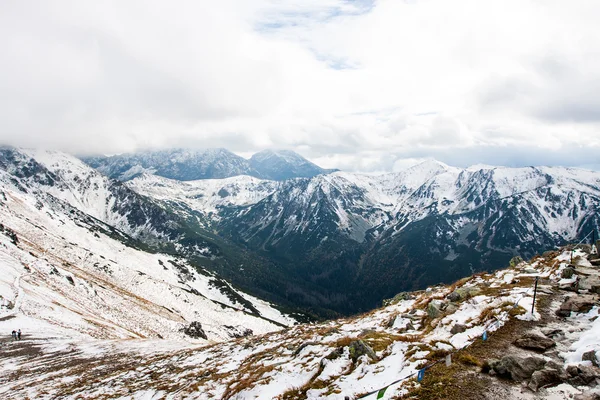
top-left (1, 0), bottom-right (599, 172)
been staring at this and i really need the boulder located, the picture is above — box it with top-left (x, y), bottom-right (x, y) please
top-left (181, 321), bottom-right (208, 339)
top-left (383, 292), bottom-right (412, 306)
top-left (567, 364), bottom-right (600, 385)
top-left (513, 333), bottom-right (556, 352)
top-left (348, 340), bottom-right (378, 362)
top-left (582, 350), bottom-right (599, 367)
top-left (561, 267), bottom-right (575, 279)
top-left (450, 324), bottom-right (467, 334)
top-left (541, 328), bottom-right (563, 339)
top-left (427, 301), bottom-right (442, 319)
top-left (447, 287), bottom-right (482, 302)
top-left (488, 355), bottom-right (547, 381)
top-left (398, 322), bottom-right (415, 333)
top-left (528, 368), bottom-right (567, 391)
top-left (556, 295), bottom-right (597, 317)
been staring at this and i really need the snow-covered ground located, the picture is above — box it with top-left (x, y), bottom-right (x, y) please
top-left (1, 244), bottom-right (599, 399)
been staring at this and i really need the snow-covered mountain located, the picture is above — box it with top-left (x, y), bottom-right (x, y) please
top-left (82, 148), bottom-right (335, 182)
top-left (249, 149), bottom-right (338, 181)
top-left (0, 147), bottom-right (298, 342)
top-left (128, 159), bottom-right (600, 313)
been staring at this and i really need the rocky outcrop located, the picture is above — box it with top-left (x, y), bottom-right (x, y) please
top-left (556, 295), bottom-right (597, 317)
top-left (447, 287), bottom-right (481, 302)
top-left (427, 301), bottom-right (442, 319)
top-left (562, 266), bottom-right (576, 279)
top-left (528, 366), bottom-right (568, 391)
top-left (348, 340), bottom-right (377, 362)
top-left (513, 332), bottom-right (556, 352)
top-left (181, 321), bottom-right (208, 339)
top-left (487, 355), bottom-right (547, 381)
top-left (567, 364), bottom-right (600, 386)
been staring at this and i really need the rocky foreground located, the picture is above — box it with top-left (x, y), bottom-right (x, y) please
top-left (1, 245), bottom-right (600, 399)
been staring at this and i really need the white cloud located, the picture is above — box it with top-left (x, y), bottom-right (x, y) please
top-left (0, 0), bottom-right (599, 171)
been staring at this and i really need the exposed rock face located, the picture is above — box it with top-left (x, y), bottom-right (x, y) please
top-left (513, 332), bottom-right (556, 352)
top-left (488, 356), bottom-right (547, 382)
top-left (348, 340), bottom-right (377, 362)
top-left (181, 321), bottom-right (208, 340)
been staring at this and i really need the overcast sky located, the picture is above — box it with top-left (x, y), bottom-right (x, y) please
top-left (1, 0), bottom-right (599, 172)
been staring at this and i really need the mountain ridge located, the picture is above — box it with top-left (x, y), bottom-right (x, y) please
top-left (81, 148), bottom-right (337, 182)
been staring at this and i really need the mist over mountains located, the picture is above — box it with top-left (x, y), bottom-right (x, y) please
top-left (82, 149), bottom-right (338, 182)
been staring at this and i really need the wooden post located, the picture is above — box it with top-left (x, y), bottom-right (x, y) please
top-left (531, 276), bottom-right (539, 315)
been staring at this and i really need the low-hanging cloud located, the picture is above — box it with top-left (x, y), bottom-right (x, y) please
top-left (0, 0), bottom-right (599, 171)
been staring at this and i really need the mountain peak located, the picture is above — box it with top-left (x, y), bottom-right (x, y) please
top-left (249, 149), bottom-right (335, 180)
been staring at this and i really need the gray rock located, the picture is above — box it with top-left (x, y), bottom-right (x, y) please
top-left (556, 295), bottom-right (597, 317)
top-left (348, 340), bottom-right (377, 362)
top-left (490, 355), bottom-right (547, 382)
top-left (447, 291), bottom-right (461, 302)
top-left (451, 324), bottom-right (467, 334)
top-left (427, 301), bottom-right (442, 319)
top-left (577, 365), bottom-right (600, 384)
top-left (447, 287), bottom-right (482, 303)
top-left (561, 267), bottom-right (575, 279)
top-left (582, 350), bottom-right (599, 367)
top-left (513, 333), bottom-right (556, 352)
top-left (383, 292), bottom-right (412, 306)
top-left (181, 321), bottom-right (208, 340)
top-left (542, 328), bottom-right (563, 339)
top-left (567, 365), bottom-right (600, 385)
top-left (528, 368), bottom-right (566, 391)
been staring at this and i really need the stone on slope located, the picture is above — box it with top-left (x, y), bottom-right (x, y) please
top-left (427, 300), bottom-right (443, 319)
top-left (528, 367), bottom-right (567, 391)
top-left (582, 350), bottom-right (600, 367)
top-left (562, 267), bottom-right (575, 279)
top-left (451, 324), bottom-right (467, 334)
top-left (556, 295), bottom-right (597, 317)
top-left (488, 355), bottom-right (547, 382)
top-left (513, 332), bottom-right (556, 352)
top-left (181, 321), bottom-right (208, 339)
top-left (348, 340), bottom-right (378, 362)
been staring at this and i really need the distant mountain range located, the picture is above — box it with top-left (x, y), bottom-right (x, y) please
top-left (3, 147), bottom-right (600, 317)
top-left (82, 149), bottom-right (337, 181)
top-left (126, 154), bottom-right (600, 314)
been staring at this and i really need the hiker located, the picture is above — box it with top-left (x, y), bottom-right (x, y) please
top-left (11, 330), bottom-right (16, 340)
top-left (17, 329), bottom-right (21, 340)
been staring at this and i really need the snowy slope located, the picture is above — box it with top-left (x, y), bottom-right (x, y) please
top-left (0, 150), bottom-right (295, 343)
top-left (2, 247), bottom-right (599, 399)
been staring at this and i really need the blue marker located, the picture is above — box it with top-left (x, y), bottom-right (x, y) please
top-left (482, 331), bottom-right (488, 341)
top-left (417, 369), bottom-right (425, 382)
